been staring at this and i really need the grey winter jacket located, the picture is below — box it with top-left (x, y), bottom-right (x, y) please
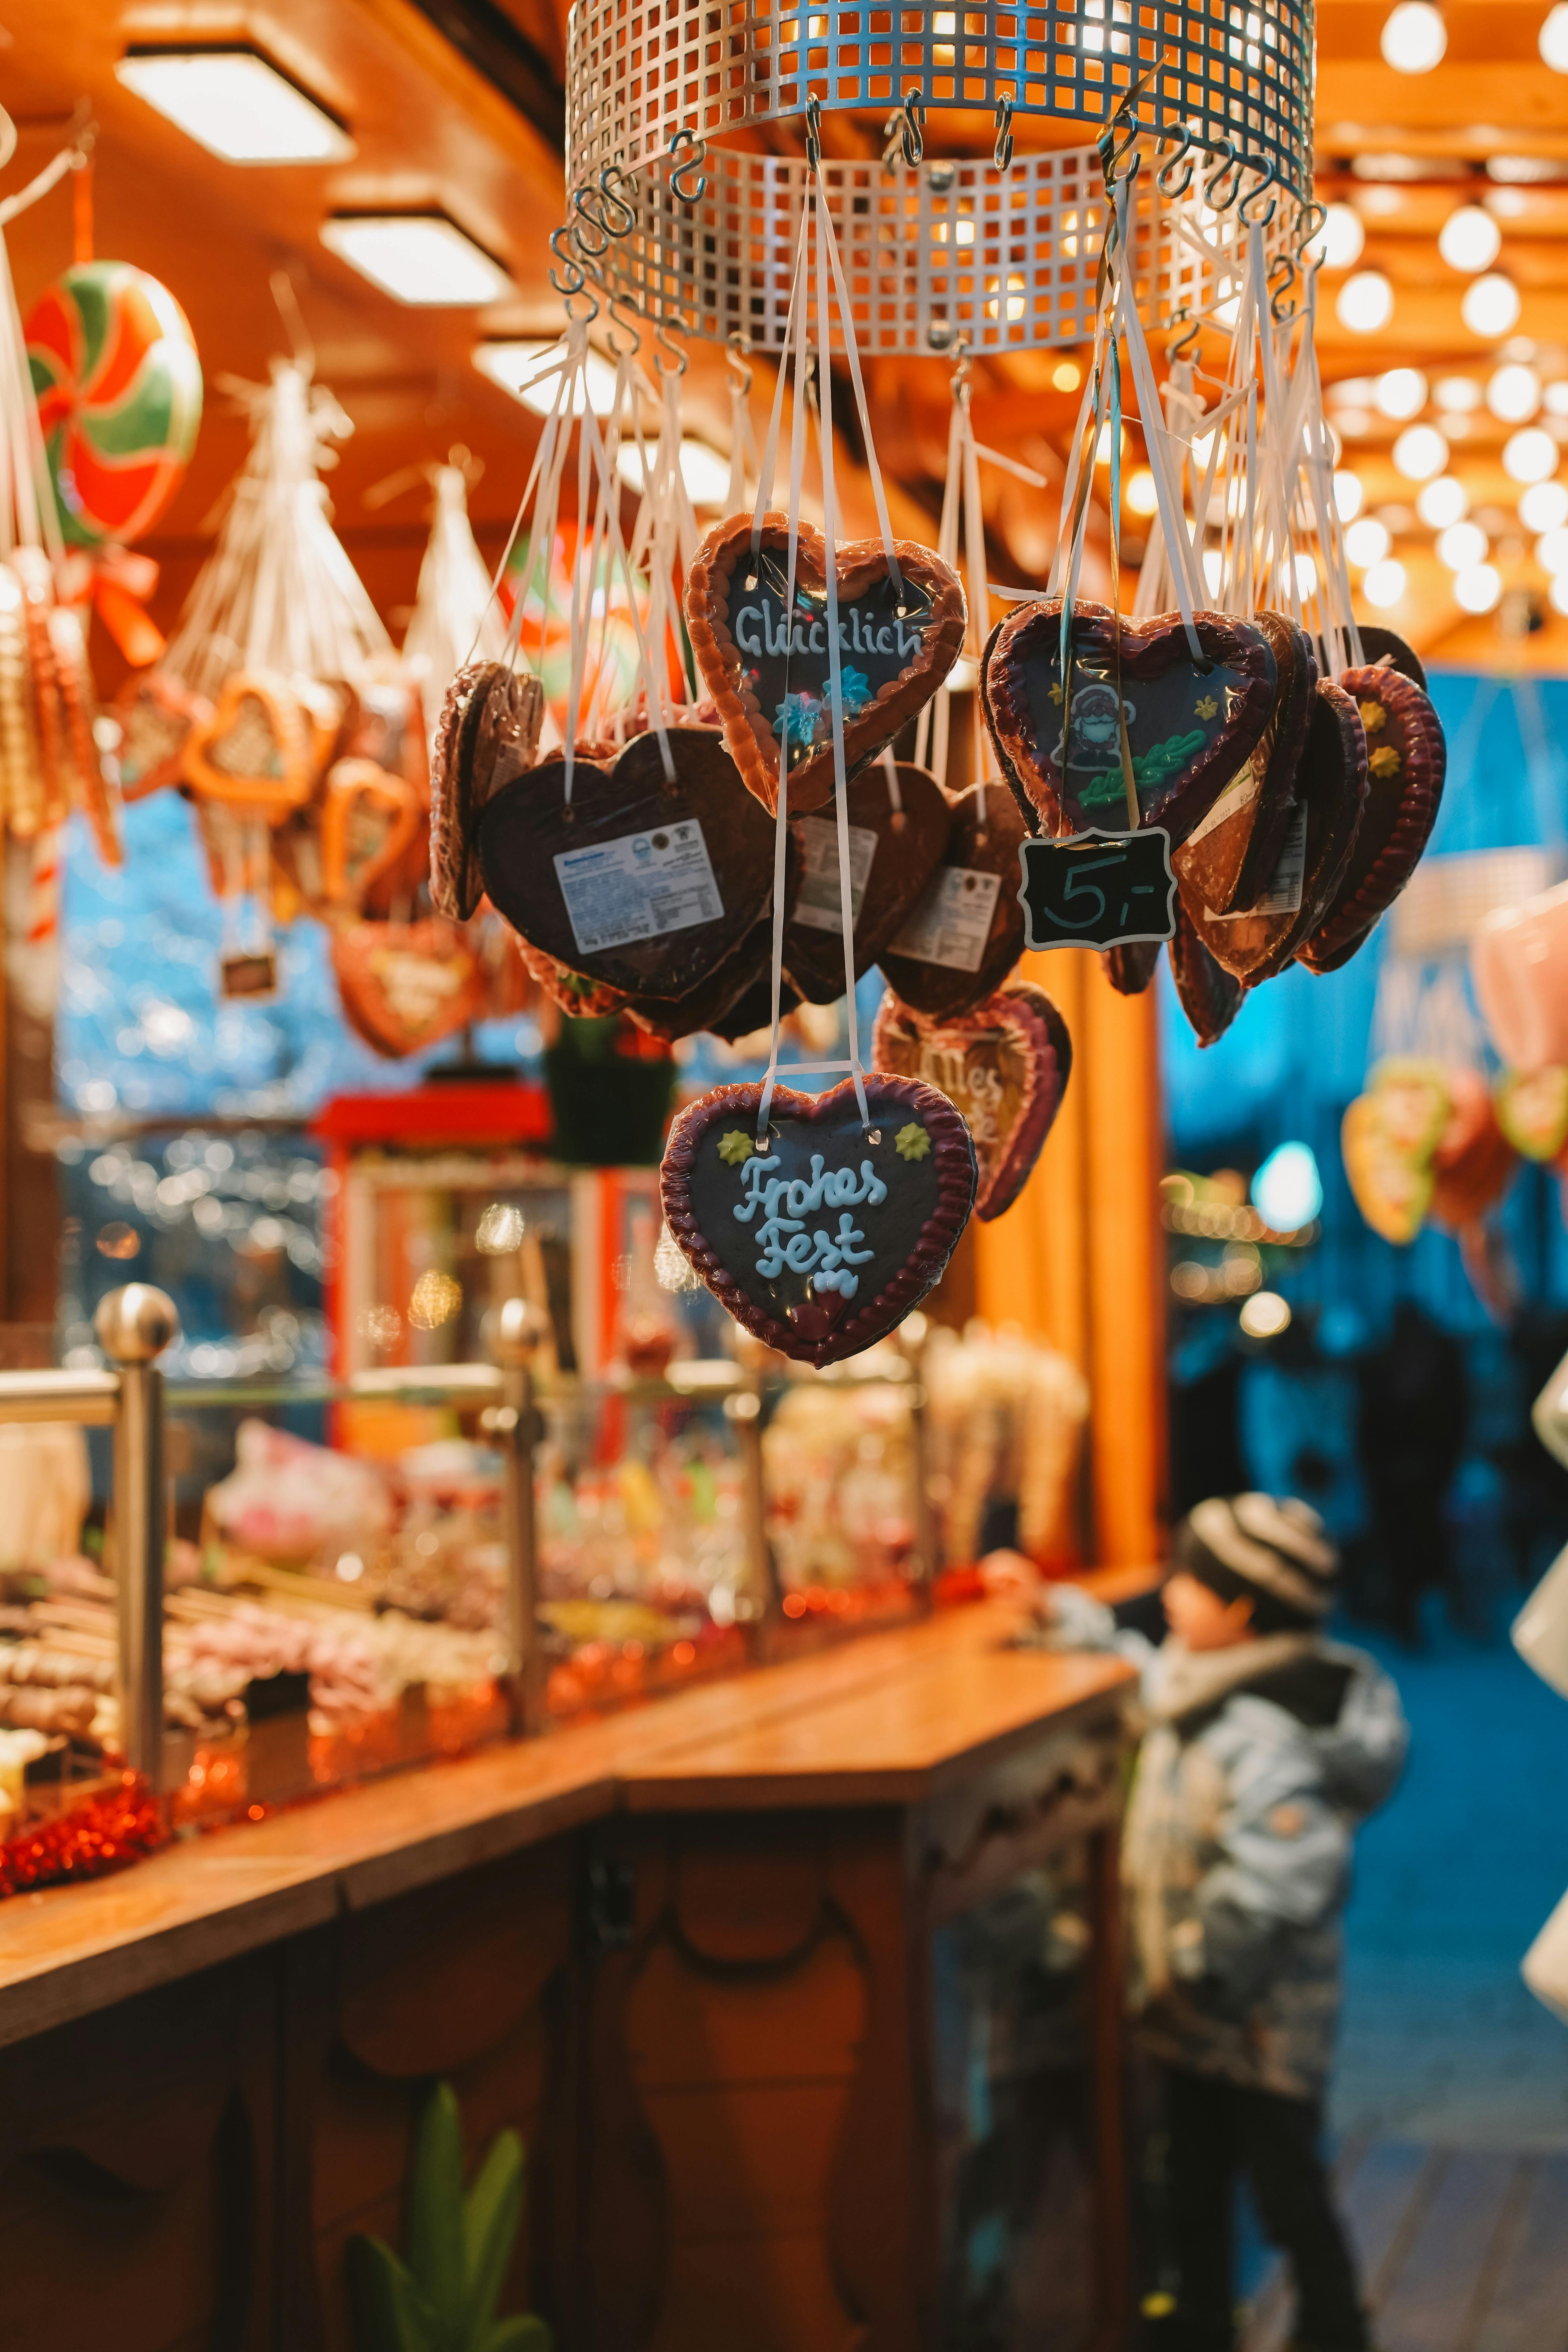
top-left (1041, 1586), bottom-right (1409, 2099)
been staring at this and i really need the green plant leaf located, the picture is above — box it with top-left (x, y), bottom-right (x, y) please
top-left (406, 2083), bottom-right (467, 2329)
top-left (483, 2318), bottom-right (553, 2352)
top-left (346, 2234), bottom-right (435, 2352)
top-left (461, 2129), bottom-right (525, 2348)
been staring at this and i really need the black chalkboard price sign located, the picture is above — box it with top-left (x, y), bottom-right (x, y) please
top-left (1017, 826), bottom-right (1177, 951)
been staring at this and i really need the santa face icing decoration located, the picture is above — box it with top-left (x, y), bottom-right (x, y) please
top-left (659, 1076), bottom-right (977, 1366)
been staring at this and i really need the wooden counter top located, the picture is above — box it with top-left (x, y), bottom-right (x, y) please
top-left (0, 1595), bottom-right (1134, 2049)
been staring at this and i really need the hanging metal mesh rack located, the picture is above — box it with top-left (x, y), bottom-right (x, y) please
top-left (559, 1), bottom-right (1317, 353)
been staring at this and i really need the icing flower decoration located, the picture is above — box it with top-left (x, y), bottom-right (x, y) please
top-left (1194, 694), bottom-right (1218, 720)
top-left (837, 666), bottom-right (872, 714)
top-left (776, 691), bottom-right (823, 748)
top-left (1369, 745), bottom-right (1402, 779)
top-left (1359, 699), bottom-right (1387, 734)
top-left (718, 1129), bottom-right (756, 1165)
top-left (894, 1121), bottom-right (931, 1161)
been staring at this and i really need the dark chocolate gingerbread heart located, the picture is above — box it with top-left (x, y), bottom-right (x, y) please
top-left (1173, 610), bottom-right (1315, 917)
top-left (628, 917), bottom-right (781, 1044)
top-left (982, 597), bottom-right (1277, 849)
top-left (660, 1074), bottom-right (977, 1366)
top-left (1191, 678), bottom-right (1369, 983)
top-left (1355, 626), bottom-right (1427, 692)
top-left (784, 761), bottom-right (951, 1004)
top-left (1168, 903), bottom-right (1245, 1048)
top-left (1297, 667), bottom-right (1445, 974)
top-left (478, 727), bottom-right (777, 1003)
top-left (877, 782), bottom-right (1028, 1019)
top-left (685, 514), bottom-right (966, 817)
top-left (872, 982), bottom-right (1071, 1221)
top-left (431, 663), bottom-right (544, 922)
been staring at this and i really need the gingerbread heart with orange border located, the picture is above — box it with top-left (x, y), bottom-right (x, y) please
top-left (332, 919), bottom-right (486, 1060)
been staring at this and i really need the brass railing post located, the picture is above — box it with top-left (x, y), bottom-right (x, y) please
top-left (95, 1284), bottom-right (180, 1791)
top-left (492, 1298), bottom-right (546, 1736)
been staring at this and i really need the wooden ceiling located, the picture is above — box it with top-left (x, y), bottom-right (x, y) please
top-left (4, 0), bottom-right (1568, 673)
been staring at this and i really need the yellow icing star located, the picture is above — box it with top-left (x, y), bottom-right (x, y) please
top-left (718, 1129), bottom-right (755, 1165)
top-left (894, 1121), bottom-right (931, 1161)
top-left (1369, 744), bottom-right (1402, 778)
top-left (1047, 681), bottom-right (1065, 704)
top-left (1194, 694), bottom-right (1218, 720)
top-left (1358, 699), bottom-right (1387, 734)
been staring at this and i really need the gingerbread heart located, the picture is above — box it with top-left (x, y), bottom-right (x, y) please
top-left (1173, 610), bottom-right (1315, 917)
top-left (1430, 1070), bottom-right (1517, 1233)
top-left (115, 672), bottom-right (209, 802)
top-left (516, 936), bottom-right (633, 1021)
top-left (183, 670), bottom-right (315, 822)
top-left (1190, 678), bottom-right (1369, 983)
top-left (981, 598), bottom-right (1277, 848)
top-left (685, 514), bottom-right (966, 816)
top-left (660, 1075), bottom-right (977, 1366)
top-left (321, 758), bottom-right (424, 912)
top-left (479, 727), bottom-right (780, 1008)
top-left (1103, 940), bottom-right (1163, 995)
top-left (872, 982), bottom-right (1072, 1221)
top-left (1168, 902), bottom-right (1245, 1047)
top-left (878, 781), bottom-right (1028, 1019)
top-left (332, 920), bottom-right (486, 1059)
top-left (784, 761), bottom-right (951, 1004)
top-left (1342, 1092), bottom-right (1434, 1245)
top-left (1297, 667), bottom-right (1445, 974)
top-left (431, 663), bottom-right (544, 922)
top-left (1355, 626), bottom-right (1427, 692)
top-left (1497, 1067), bottom-right (1568, 1163)
top-left (628, 917), bottom-right (782, 1044)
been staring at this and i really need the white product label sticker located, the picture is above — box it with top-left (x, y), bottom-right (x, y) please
top-left (554, 820), bottom-right (723, 955)
top-left (1185, 760), bottom-right (1259, 848)
top-left (792, 817), bottom-right (879, 933)
top-left (888, 866), bottom-right (1001, 972)
top-left (1211, 800), bottom-right (1308, 920)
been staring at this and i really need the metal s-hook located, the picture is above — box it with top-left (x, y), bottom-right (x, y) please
top-left (1268, 248), bottom-right (1299, 324)
top-left (1203, 139), bottom-right (1245, 213)
top-left (667, 126), bottom-right (707, 203)
top-left (1157, 122), bottom-right (1200, 201)
top-left (806, 93), bottom-right (824, 170)
top-left (1238, 161), bottom-right (1279, 229)
top-left (949, 336), bottom-right (972, 402)
top-left (598, 162), bottom-right (639, 239)
top-left (549, 223), bottom-right (587, 297)
top-left (572, 184), bottom-right (612, 259)
top-left (1295, 197), bottom-right (1328, 264)
top-left (654, 318), bottom-right (688, 377)
top-left (726, 328), bottom-right (753, 397)
top-left (993, 92), bottom-right (1014, 173)
top-left (882, 90), bottom-right (923, 168)
top-left (606, 286), bottom-right (643, 357)
top-left (1165, 307), bottom-right (1200, 364)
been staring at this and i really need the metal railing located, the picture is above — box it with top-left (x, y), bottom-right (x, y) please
top-left (0, 1287), bottom-right (934, 1797)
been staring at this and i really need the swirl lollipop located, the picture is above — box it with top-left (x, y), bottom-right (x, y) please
top-left (25, 260), bottom-right (202, 549)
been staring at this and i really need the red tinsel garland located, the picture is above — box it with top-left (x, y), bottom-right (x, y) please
top-left (0, 1773), bottom-right (166, 1899)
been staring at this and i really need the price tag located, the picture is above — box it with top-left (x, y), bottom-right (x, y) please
top-left (219, 949), bottom-right (278, 999)
top-left (1017, 827), bottom-right (1176, 951)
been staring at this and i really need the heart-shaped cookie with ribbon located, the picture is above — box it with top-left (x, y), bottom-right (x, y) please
top-left (685, 514), bottom-right (966, 816)
top-left (872, 982), bottom-right (1072, 1221)
top-left (878, 781), bottom-right (1028, 1019)
top-left (982, 597), bottom-right (1277, 848)
top-left (332, 920), bottom-right (486, 1059)
top-left (1168, 901), bottom-right (1245, 1047)
top-left (784, 761), bottom-right (951, 1004)
top-left (1297, 667), bottom-right (1446, 974)
top-left (479, 726), bottom-right (779, 1006)
top-left (660, 1075), bottom-right (977, 1365)
top-left (1173, 610), bottom-right (1315, 917)
top-left (431, 663), bottom-right (544, 922)
top-left (1186, 677), bottom-right (1370, 983)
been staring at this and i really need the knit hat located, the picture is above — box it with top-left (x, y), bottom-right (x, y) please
top-left (1177, 1493), bottom-right (1339, 1621)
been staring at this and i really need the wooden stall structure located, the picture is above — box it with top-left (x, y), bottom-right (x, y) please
top-left (0, 1600), bottom-right (1133, 2352)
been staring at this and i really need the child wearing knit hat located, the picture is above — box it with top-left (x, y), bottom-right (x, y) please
top-left (1034, 1495), bottom-right (1409, 2352)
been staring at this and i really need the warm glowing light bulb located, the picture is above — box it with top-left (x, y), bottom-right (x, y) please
top-left (1462, 275), bottom-right (1522, 337)
top-left (1333, 471), bottom-right (1364, 522)
top-left (1438, 520), bottom-right (1488, 570)
top-left (1309, 204), bottom-right (1366, 271)
top-left (1487, 363), bottom-right (1541, 422)
top-left (1381, 2), bottom-right (1446, 70)
top-left (1504, 428), bottom-right (1559, 485)
top-left (1393, 424), bottom-right (1449, 481)
top-left (1535, 527), bottom-right (1568, 575)
top-left (1362, 558), bottom-right (1408, 609)
top-left (1345, 517), bottom-right (1392, 568)
top-left (1374, 368), bottom-right (1428, 421)
top-left (1126, 467), bottom-right (1159, 518)
top-left (1454, 562), bottom-right (1502, 613)
top-left (1417, 477), bottom-right (1467, 528)
top-left (1337, 272), bottom-right (1394, 334)
top-left (1522, 480), bottom-right (1568, 532)
top-left (1551, 571), bottom-right (1568, 616)
top-left (1438, 206), bottom-right (1502, 275)
top-left (1542, 2), bottom-right (1568, 70)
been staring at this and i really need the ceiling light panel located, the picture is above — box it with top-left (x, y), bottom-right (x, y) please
top-left (322, 216), bottom-right (511, 306)
top-left (116, 48), bottom-right (354, 165)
